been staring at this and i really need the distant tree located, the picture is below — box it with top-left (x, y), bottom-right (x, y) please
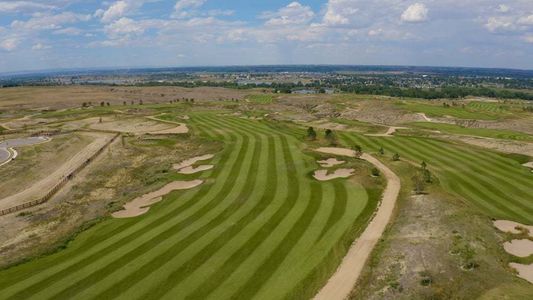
top-left (392, 153), bottom-right (400, 161)
top-left (100, 101), bottom-right (105, 107)
top-left (139, 100), bottom-right (143, 105)
top-left (325, 129), bottom-right (337, 146)
top-left (353, 144), bottom-right (362, 158)
top-left (82, 102), bottom-right (87, 108)
top-left (379, 147), bottom-right (385, 155)
top-left (307, 127), bottom-right (317, 141)
top-left (123, 101), bottom-right (127, 106)
top-left (106, 102), bottom-right (110, 106)
top-left (99, 117), bottom-right (103, 123)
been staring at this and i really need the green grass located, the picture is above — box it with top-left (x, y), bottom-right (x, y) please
top-left (397, 101), bottom-right (503, 120)
top-left (246, 94), bottom-right (275, 104)
top-left (339, 132), bottom-right (533, 224)
top-left (408, 122), bottom-right (533, 141)
top-left (0, 113), bottom-right (376, 300)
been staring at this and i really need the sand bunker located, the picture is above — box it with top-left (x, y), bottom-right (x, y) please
top-left (313, 169), bottom-right (355, 181)
top-left (318, 158), bottom-right (345, 168)
top-left (494, 220), bottom-right (533, 237)
top-left (179, 165), bottom-right (214, 174)
top-left (509, 263), bottom-right (533, 284)
top-left (523, 162), bottom-right (533, 172)
top-left (112, 180), bottom-right (203, 218)
top-left (316, 147), bottom-right (356, 157)
top-left (173, 154), bottom-right (214, 170)
top-left (503, 239), bottom-right (533, 257)
top-left (150, 124), bottom-right (189, 134)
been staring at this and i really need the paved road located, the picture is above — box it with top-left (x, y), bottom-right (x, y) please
top-left (0, 137), bottom-right (49, 165)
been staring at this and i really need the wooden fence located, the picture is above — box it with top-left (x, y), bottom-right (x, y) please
top-left (0, 133), bottom-right (120, 216)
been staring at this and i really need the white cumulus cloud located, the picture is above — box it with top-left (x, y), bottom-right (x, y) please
top-left (401, 3), bottom-right (428, 23)
top-left (263, 2), bottom-right (315, 26)
top-left (0, 38), bottom-right (20, 51)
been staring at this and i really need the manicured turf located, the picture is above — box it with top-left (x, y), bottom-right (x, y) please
top-left (408, 122), bottom-right (533, 141)
top-left (0, 113), bottom-right (374, 300)
top-left (397, 101), bottom-right (502, 120)
top-left (339, 132), bottom-right (533, 224)
top-left (245, 94), bottom-right (274, 104)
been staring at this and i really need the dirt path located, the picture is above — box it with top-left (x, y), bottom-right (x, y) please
top-left (314, 148), bottom-right (401, 300)
top-left (0, 133), bottom-right (113, 211)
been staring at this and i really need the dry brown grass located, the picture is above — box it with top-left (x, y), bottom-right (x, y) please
top-left (0, 86), bottom-right (251, 109)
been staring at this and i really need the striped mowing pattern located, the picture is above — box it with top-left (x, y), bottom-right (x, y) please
top-left (339, 132), bottom-right (533, 223)
top-left (0, 113), bottom-right (372, 300)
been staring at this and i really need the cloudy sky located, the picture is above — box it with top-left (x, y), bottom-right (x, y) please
top-left (0, 0), bottom-right (532, 72)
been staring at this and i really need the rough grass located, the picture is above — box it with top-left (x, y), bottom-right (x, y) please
top-left (0, 113), bottom-right (377, 300)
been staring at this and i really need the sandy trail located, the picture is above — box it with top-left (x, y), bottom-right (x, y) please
top-left (173, 154), bottom-right (214, 170)
top-left (146, 115), bottom-right (189, 134)
top-left (509, 263), bottom-right (533, 284)
top-left (313, 148), bottom-right (401, 300)
top-left (365, 126), bottom-right (407, 137)
top-left (503, 239), bottom-right (533, 257)
top-left (313, 169), bottom-right (354, 181)
top-left (0, 133), bottom-right (113, 211)
top-left (112, 180), bottom-right (203, 218)
top-left (494, 220), bottom-right (533, 237)
top-left (318, 158), bottom-right (345, 168)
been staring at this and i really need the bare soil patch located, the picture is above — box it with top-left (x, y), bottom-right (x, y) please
top-left (112, 180), bottom-right (203, 218)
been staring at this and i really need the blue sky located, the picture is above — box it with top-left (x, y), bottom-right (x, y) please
top-left (0, 0), bottom-right (532, 72)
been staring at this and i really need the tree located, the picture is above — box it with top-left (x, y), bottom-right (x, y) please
top-left (100, 101), bottom-right (105, 107)
top-left (379, 147), bottom-right (385, 155)
top-left (139, 100), bottom-right (143, 105)
top-left (353, 144), bottom-right (362, 158)
top-left (107, 102), bottom-right (110, 106)
top-left (392, 153), bottom-right (400, 161)
top-left (307, 127), bottom-right (317, 141)
top-left (325, 129), bottom-right (337, 146)
top-left (123, 101), bottom-right (127, 106)
top-left (371, 167), bottom-right (380, 177)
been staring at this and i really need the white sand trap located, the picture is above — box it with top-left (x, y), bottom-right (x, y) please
top-left (313, 169), bottom-right (355, 181)
top-left (173, 154), bottom-right (214, 170)
top-left (112, 180), bottom-right (203, 218)
top-left (503, 239), bottom-right (533, 257)
top-left (318, 158), bottom-right (345, 168)
top-left (418, 113), bottom-right (432, 122)
top-left (316, 147), bottom-right (356, 157)
top-left (179, 165), bottom-right (214, 174)
top-left (509, 263), bottom-right (533, 284)
top-left (494, 220), bottom-right (533, 237)
top-left (523, 162), bottom-right (533, 172)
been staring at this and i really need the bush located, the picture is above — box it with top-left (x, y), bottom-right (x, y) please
top-left (371, 167), bottom-right (380, 177)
